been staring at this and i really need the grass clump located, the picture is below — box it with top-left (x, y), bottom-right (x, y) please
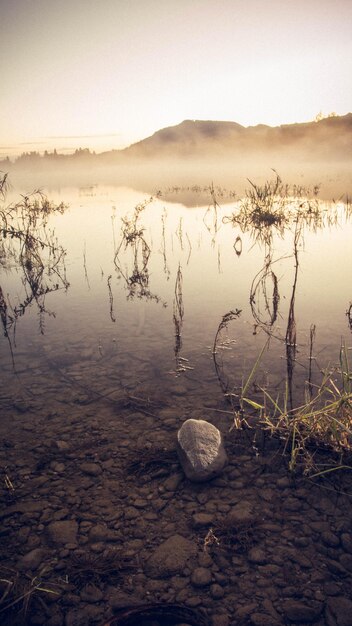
top-left (0, 565), bottom-right (60, 625)
top-left (239, 343), bottom-right (352, 475)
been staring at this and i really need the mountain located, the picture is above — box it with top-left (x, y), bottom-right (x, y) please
top-left (3, 114), bottom-right (352, 200)
top-left (115, 114), bottom-right (352, 161)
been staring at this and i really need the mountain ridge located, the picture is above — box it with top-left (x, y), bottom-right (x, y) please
top-left (114, 113), bottom-right (352, 160)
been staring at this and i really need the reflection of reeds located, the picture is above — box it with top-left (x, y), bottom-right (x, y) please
top-left (160, 209), bottom-right (170, 279)
top-left (285, 219), bottom-right (301, 409)
top-left (233, 235), bottom-right (242, 256)
top-left (83, 240), bottom-right (90, 290)
top-left (225, 171), bottom-right (343, 248)
top-left (107, 275), bottom-right (116, 322)
top-left (114, 198), bottom-right (166, 305)
top-left (250, 258), bottom-right (280, 331)
top-left (172, 264), bottom-right (192, 374)
top-left (0, 177), bottom-right (68, 351)
top-left (212, 309), bottom-right (241, 400)
top-left (307, 324), bottom-right (316, 398)
top-left (203, 183), bottom-right (221, 244)
top-left (347, 303), bottom-right (352, 331)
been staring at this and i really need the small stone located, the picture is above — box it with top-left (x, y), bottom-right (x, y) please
top-left (276, 477), bottom-right (291, 488)
top-left (107, 590), bottom-right (142, 611)
top-left (282, 600), bottom-right (322, 623)
top-left (124, 507), bottom-right (139, 520)
top-left (192, 513), bottom-right (215, 528)
top-left (212, 616), bottom-right (229, 626)
top-left (282, 497), bottom-right (302, 512)
top-left (80, 583), bottom-right (103, 603)
top-left (133, 499), bottom-right (148, 509)
top-left (326, 597), bottom-right (352, 626)
top-left (250, 613), bottom-right (280, 626)
top-left (226, 501), bottom-right (253, 524)
top-left (177, 419), bottom-right (228, 482)
top-left (191, 567), bottom-right (212, 587)
top-left (210, 584), bottom-right (224, 599)
top-left (341, 533), bottom-right (352, 554)
top-left (164, 473), bottom-right (184, 491)
top-left (235, 604), bottom-right (258, 620)
top-left (248, 547), bottom-right (267, 565)
top-left (326, 559), bottom-right (348, 576)
top-left (17, 548), bottom-right (47, 571)
top-left (47, 520), bottom-right (78, 545)
top-left (145, 534), bottom-right (197, 578)
top-left (198, 552), bottom-right (213, 567)
top-left (185, 596), bottom-right (202, 607)
top-left (54, 440), bottom-right (70, 452)
top-left (324, 582), bottom-right (342, 596)
top-left (339, 554), bottom-right (352, 572)
top-left (80, 462), bottom-right (102, 476)
top-left (64, 605), bottom-right (102, 626)
top-left (89, 524), bottom-right (118, 542)
top-left (50, 462), bottom-right (66, 473)
top-left (322, 531), bottom-right (340, 548)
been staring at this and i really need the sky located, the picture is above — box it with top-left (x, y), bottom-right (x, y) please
top-left (1, 0), bottom-right (352, 156)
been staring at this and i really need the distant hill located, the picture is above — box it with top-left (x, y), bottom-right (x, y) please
top-left (2, 114), bottom-right (352, 200)
top-left (114, 114), bottom-right (352, 161)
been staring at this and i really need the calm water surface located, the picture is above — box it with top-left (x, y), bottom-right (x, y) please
top-left (1, 184), bottom-right (352, 416)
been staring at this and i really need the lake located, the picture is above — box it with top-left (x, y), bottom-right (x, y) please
top-left (1, 179), bottom-right (352, 418)
top-left (2, 176), bottom-right (352, 626)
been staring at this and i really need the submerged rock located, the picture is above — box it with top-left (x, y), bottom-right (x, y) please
top-left (176, 419), bottom-right (227, 482)
top-left (144, 534), bottom-right (197, 578)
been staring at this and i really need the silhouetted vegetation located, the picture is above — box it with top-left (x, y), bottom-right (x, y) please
top-left (0, 173), bottom-right (69, 355)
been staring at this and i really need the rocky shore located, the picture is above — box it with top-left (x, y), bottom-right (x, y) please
top-left (1, 394), bottom-right (352, 626)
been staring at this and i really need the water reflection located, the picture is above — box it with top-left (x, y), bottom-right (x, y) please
top-left (1, 176), bottom-right (351, 416)
top-left (113, 197), bottom-right (166, 305)
top-left (0, 176), bottom-right (68, 363)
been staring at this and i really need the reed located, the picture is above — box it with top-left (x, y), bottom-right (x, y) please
top-left (238, 341), bottom-right (352, 474)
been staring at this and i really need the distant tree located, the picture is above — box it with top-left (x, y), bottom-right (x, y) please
top-left (315, 111), bottom-right (338, 122)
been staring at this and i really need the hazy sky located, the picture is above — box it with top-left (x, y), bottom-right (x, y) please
top-left (1, 0), bottom-right (351, 154)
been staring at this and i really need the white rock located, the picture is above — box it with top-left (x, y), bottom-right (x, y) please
top-left (177, 419), bottom-right (228, 482)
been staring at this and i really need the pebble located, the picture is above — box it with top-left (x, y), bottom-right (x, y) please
top-left (210, 584), bottom-right (224, 599)
top-left (145, 534), bottom-right (197, 578)
top-left (17, 548), bottom-right (47, 571)
top-left (192, 512), bottom-right (215, 528)
top-left (79, 583), bottom-right (104, 603)
top-left (281, 600), bottom-right (322, 623)
top-left (247, 547), bottom-right (267, 565)
top-left (326, 596), bottom-right (352, 626)
top-left (191, 567), bottom-right (212, 587)
top-left (47, 520), bottom-right (78, 545)
top-left (80, 462), bottom-right (102, 476)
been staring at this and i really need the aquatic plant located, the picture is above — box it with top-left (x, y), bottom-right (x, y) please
top-left (0, 173), bottom-right (69, 354)
top-left (114, 197), bottom-right (166, 305)
top-left (223, 171), bottom-right (340, 248)
top-left (238, 341), bottom-right (352, 474)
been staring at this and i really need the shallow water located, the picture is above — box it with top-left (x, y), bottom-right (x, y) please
top-left (1, 183), bottom-right (352, 417)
